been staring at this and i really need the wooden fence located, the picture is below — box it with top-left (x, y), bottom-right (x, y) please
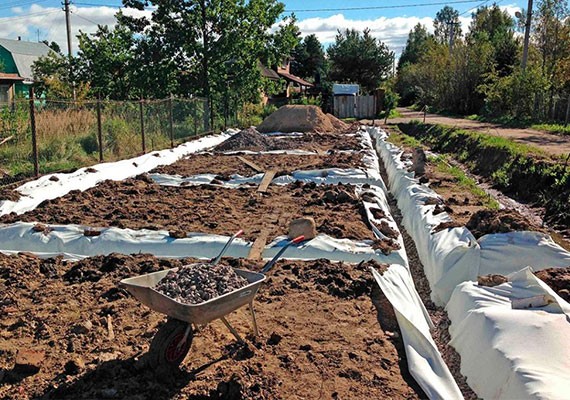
top-left (333, 95), bottom-right (377, 119)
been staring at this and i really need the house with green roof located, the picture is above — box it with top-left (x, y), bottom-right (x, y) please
top-left (0, 38), bottom-right (52, 103)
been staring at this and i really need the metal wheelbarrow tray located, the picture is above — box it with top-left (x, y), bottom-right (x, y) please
top-left (120, 267), bottom-right (266, 326)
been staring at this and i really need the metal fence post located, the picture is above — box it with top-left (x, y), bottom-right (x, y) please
top-left (203, 98), bottom-right (210, 132)
top-left (29, 87), bottom-right (39, 177)
top-left (140, 97), bottom-right (146, 153)
top-left (168, 94), bottom-right (174, 147)
top-left (96, 95), bottom-right (103, 162)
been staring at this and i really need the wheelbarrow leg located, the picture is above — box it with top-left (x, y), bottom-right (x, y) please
top-left (248, 300), bottom-right (259, 337)
top-left (220, 316), bottom-right (243, 342)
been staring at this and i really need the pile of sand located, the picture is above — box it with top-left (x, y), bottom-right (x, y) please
top-left (258, 105), bottom-right (348, 133)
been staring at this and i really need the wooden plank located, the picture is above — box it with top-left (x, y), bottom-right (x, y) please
top-left (257, 170), bottom-right (276, 192)
top-left (236, 156), bottom-right (264, 173)
top-left (247, 229), bottom-right (269, 260)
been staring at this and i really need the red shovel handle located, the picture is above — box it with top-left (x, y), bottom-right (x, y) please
top-left (292, 235), bottom-right (305, 244)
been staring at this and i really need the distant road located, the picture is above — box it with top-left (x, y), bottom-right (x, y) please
top-left (377, 107), bottom-right (570, 157)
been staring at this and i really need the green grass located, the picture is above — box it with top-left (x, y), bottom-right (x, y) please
top-left (429, 154), bottom-right (500, 210)
top-left (531, 123), bottom-right (570, 136)
top-left (385, 126), bottom-right (423, 148)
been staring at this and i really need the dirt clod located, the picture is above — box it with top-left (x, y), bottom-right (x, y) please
top-left (466, 209), bottom-right (539, 239)
top-left (478, 274), bottom-right (508, 287)
top-left (535, 267), bottom-right (570, 302)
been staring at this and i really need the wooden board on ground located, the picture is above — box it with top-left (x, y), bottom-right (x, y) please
top-left (247, 229), bottom-right (269, 260)
top-left (237, 156), bottom-right (263, 173)
top-left (257, 170), bottom-right (276, 193)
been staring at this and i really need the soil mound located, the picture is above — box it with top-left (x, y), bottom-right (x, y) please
top-left (214, 127), bottom-right (273, 152)
top-left (535, 267), bottom-right (570, 302)
top-left (466, 209), bottom-right (539, 239)
top-left (257, 105), bottom-right (338, 133)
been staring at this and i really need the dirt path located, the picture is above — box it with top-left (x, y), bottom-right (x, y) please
top-left (376, 107), bottom-right (570, 157)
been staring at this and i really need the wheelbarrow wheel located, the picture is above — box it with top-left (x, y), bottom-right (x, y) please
top-left (148, 318), bottom-right (193, 368)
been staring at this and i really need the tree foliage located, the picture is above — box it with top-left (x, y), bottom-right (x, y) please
top-left (291, 34), bottom-right (326, 82)
top-left (327, 28), bottom-right (394, 93)
top-left (433, 6), bottom-right (462, 44)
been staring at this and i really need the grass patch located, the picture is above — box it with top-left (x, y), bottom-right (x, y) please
top-left (531, 123), bottom-right (570, 136)
top-left (429, 154), bottom-right (500, 210)
top-left (398, 121), bottom-right (570, 230)
top-left (385, 126), bottom-right (423, 148)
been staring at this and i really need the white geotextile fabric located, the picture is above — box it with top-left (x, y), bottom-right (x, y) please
top-left (370, 126), bottom-right (570, 306)
top-left (0, 222), bottom-right (408, 264)
top-left (372, 265), bottom-right (463, 399)
top-left (447, 268), bottom-right (570, 399)
top-left (0, 130), bottom-right (236, 217)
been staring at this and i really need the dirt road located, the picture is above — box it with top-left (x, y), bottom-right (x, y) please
top-left (377, 107), bottom-right (570, 157)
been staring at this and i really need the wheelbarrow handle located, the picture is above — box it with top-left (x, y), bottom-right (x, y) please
top-left (261, 235), bottom-right (305, 274)
top-left (211, 229), bottom-right (244, 265)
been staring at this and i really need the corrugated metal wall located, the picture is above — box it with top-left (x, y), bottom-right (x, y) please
top-left (333, 95), bottom-right (376, 119)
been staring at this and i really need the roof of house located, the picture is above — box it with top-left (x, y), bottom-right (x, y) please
top-left (259, 63), bottom-right (280, 80)
top-left (277, 71), bottom-right (314, 87)
top-left (0, 72), bottom-right (24, 81)
top-left (0, 38), bottom-right (52, 80)
top-left (332, 83), bottom-right (359, 95)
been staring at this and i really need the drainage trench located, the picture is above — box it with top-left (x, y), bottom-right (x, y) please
top-left (374, 138), bottom-right (478, 399)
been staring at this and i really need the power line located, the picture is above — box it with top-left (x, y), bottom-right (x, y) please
top-left (286, 0), bottom-right (487, 13)
top-left (0, 9), bottom-right (60, 24)
top-left (71, 10), bottom-right (104, 25)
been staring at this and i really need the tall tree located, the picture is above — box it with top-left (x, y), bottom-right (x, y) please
top-left (467, 4), bottom-right (520, 76)
top-left (291, 34), bottom-right (326, 81)
top-left (434, 6), bottom-right (462, 45)
top-left (120, 0), bottom-right (293, 121)
top-left (398, 23), bottom-right (432, 70)
top-left (327, 28), bottom-right (394, 93)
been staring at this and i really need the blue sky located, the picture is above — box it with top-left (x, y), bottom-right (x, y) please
top-left (0, 0), bottom-right (525, 55)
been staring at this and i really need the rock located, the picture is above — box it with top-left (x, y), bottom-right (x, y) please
top-left (64, 356), bottom-right (85, 375)
top-left (412, 147), bottom-right (426, 175)
top-left (14, 349), bottom-right (45, 374)
top-left (323, 190), bottom-right (337, 203)
top-left (288, 217), bottom-right (316, 240)
top-left (72, 320), bottom-right (93, 335)
top-left (336, 189), bottom-right (354, 203)
top-left (100, 388), bottom-right (118, 398)
top-left (48, 175), bottom-right (59, 182)
top-left (267, 332), bottom-right (282, 346)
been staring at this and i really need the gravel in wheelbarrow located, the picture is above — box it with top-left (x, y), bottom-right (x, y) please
top-left (155, 263), bottom-right (249, 304)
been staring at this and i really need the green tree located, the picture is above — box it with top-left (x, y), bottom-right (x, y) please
top-left (434, 6), bottom-right (462, 44)
top-left (120, 0), bottom-right (294, 124)
top-left (327, 28), bottom-right (394, 93)
top-left (291, 34), bottom-right (326, 81)
top-left (467, 4), bottom-right (520, 76)
top-left (398, 23), bottom-right (432, 70)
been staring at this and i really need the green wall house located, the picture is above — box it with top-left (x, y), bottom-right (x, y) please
top-left (0, 38), bottom-right (52, 103)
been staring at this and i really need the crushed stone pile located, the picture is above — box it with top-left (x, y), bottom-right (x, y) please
top-left (155, 263), bottom-right (249, 304)
top-left (214, 127), bottom-right (273, 152)
top-left (257, 105), bottom-right (346, 133)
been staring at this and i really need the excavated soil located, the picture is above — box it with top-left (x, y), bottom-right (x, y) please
top-left (151, 152), bottom-right (365, 178)
top-left (257, 105), bottom-right (348, 133)
top-left (215, 129), bottom-right (363, 153)
top-left (0, 253), bottom-right (423, 399)
top-left (465, 209), bottom-right (543, 239)
top-left (534, 267), bottom-right (570, 302)
top-left (0, 177), bottom-right (378, 244)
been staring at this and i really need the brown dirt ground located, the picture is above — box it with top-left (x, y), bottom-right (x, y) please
top-left (465, 209), bottom-right (543, 239)
top-left (151, 152), bottom-right (365, 178)
top-left (382, 107), bottom-right (570, 157)
top-left (216, 131), bottom-right (363, 153)
top-left (534, 267), bottom-right (570, 302)
top-left (0, 253), bottom-right (423, 399)
top-left (0, 177), bottom-right (379, 244)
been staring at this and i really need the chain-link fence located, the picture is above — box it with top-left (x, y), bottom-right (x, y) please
top-left (0, 94), bottom-right (210, 183)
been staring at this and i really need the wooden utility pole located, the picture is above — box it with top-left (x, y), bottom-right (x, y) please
top-left (63, 0), bottom-right (76, 101)
top-left (521, 0), bottom-right (533, 71)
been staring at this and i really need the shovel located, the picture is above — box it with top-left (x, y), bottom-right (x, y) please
top-left (211, 229), bottom-right (244, 265)
top-left (261, 235), bottom-right (305, 273)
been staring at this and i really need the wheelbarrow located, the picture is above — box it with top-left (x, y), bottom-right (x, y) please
top-left (119, 233), bottom-right (305, 367)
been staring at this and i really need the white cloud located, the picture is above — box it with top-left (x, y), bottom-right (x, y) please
top-left (0, 5), bottom-right (151, 53)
